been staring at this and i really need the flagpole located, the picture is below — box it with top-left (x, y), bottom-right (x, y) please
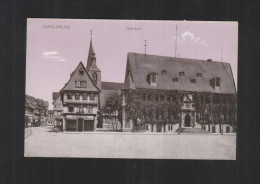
top-left (175, 24), bottom-right (178, 58)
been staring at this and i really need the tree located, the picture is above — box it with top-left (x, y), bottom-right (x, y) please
top-left (194, 92), bottom-right (237, 133)
top-left (125, 89), bottom-right (182, 132)
top-left (103, 91), bottom-right (122, 130)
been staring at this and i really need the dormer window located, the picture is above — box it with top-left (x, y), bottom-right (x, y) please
top-left (161, 70), bottom-right (167, 74)
top-left (210, 77), bottom-right (221, 88)
top-left (197, 73), bottom-right (202, 77)
top-left (191, 79), bottom-right (196, 83)
top-left (146, 73), bottom-right (157, 86)
top-left (79, 68), bottom-right (84, 76)
top-left (172, 78), bottom-right (178, 82)
top-left (216, 78), bottom-right (220, 87)
top-left (179, 72), bottom-right (185, 76)
top-left (151, 73), bottom-right (156, 83)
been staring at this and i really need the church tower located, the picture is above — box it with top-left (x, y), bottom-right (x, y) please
top-left (86, 30), bottom-right (101, 89)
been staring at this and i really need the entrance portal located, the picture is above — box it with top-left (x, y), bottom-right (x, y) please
top-left (78, 118), bottom-right (83, 132)
top-left (184, 115), bottom-right (191, 127)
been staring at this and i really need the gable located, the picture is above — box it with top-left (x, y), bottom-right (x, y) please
top-left (127, 53), bottom-right (236, 94)
top-left (61, 62), bottom-right (100, 92)
top-left (52, 95), bottom-right (62, 105)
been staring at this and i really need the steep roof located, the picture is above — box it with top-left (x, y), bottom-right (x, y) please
top-left (61, 62), bottom-right (100, 92)
top-left (25, 95), bottom-right (36, 109)
top-left (52, 95), bottom-right (62, 105)
top-left (86, 39), bottom-right (95, 70)
top-left (26, 95), bottom-right (41, 109)
top-left (122, 72), bottom-right (135, 90)
top-left (126, 52), bottom-right (236, 94)
top-left (52, 92), bottom-right (60, 101)
top-left (100, 82), bottom-right (123, 108)
top-left (88, 62), bottom-right (101, 72)
top-left (101, 81), bottom-right (124, 90)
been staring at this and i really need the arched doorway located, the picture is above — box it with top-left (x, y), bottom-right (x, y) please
top-left (184, 115), bottom-right (191, 127)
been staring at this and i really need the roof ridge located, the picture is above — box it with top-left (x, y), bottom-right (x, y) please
top-left (127, 52), bottom-right (230, 64)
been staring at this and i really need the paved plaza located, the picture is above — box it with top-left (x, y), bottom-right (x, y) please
top-left (24, 127), bottom-right (236, 160)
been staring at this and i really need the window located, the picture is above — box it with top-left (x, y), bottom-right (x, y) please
top-left (213, 95), bottom-right (220, 104)
top-left (179, 72), bottom-right (184, 76)
top-left (67, 93), bottom-right (72, 99)
top-left (161, 70), bottom-right (167, 74)
top-left (76, 81), bottom-right (86, 88)
top-left (216, 78), bottom-right (220, 86)
top-left (210, 78), bottom-right (221, 88)
top-left (156, 111), bottom-right (160, 119)
top-left (90, 94), bottom-right (95, 100)
top-left (75, 93), bottom-right (80, 100)
top-left (161, 111), bottom-right (165, 119)
top-left (86, 106), bottom-right (93, 114)
top-left (191, 79), bottom-right (196, 83)
top-left (223, 96), bottom-right (227, 104)
top-left (155, 95), bottom-right (159, 101)
top-left (80, 81), bottom-right (86, 88)
top-left (172, 78), bottom-right (178, 82)
top-left (78, 105), bottom-right (84, 113)
top-left (68, 106), bottom-right (74, 113)
top-left (151, 73), bottom-right (156, 83)
top-left (160, 95), bottom-right (164, 101)
top-left (168, 125), bottom-right (172, 131)
top-left (205, 96), bottom-right (210, 104)
top-left (75, 81), bottom-right (81, 88)
top-left (173, 96), bottom-right (177, 101)
top-left (83, 93), bottom-right (87, 100)
top-left (197, 73), bottom-right (202, 77)
top-left (148, 95), bottom-right (151, 101)
top-left (79, 69), bottom-right (84, 76)
top-left (93, 72), bottom-right (97, 84)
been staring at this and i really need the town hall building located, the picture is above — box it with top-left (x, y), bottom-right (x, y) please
top-left (121, 52), bottom-right (237, 133)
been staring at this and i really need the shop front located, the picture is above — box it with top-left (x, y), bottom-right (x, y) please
top-left (64, 115), bottom-right (95, 132)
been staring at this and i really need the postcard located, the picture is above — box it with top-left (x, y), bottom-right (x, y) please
top-left (25, 19), bottom-right (237, 159)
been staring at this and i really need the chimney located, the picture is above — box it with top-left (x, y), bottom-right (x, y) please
top-left (207, 59), bottom-right (212, 62)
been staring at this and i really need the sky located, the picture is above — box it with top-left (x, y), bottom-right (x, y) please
top-left (26, 19), bottom-right (238, 109)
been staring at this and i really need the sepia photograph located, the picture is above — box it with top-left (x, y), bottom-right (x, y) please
top-left (24, 19), bottom-right (237, 159)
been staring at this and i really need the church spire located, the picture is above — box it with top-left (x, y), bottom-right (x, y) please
top-left (86, 29), bottom-right (95, 70)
